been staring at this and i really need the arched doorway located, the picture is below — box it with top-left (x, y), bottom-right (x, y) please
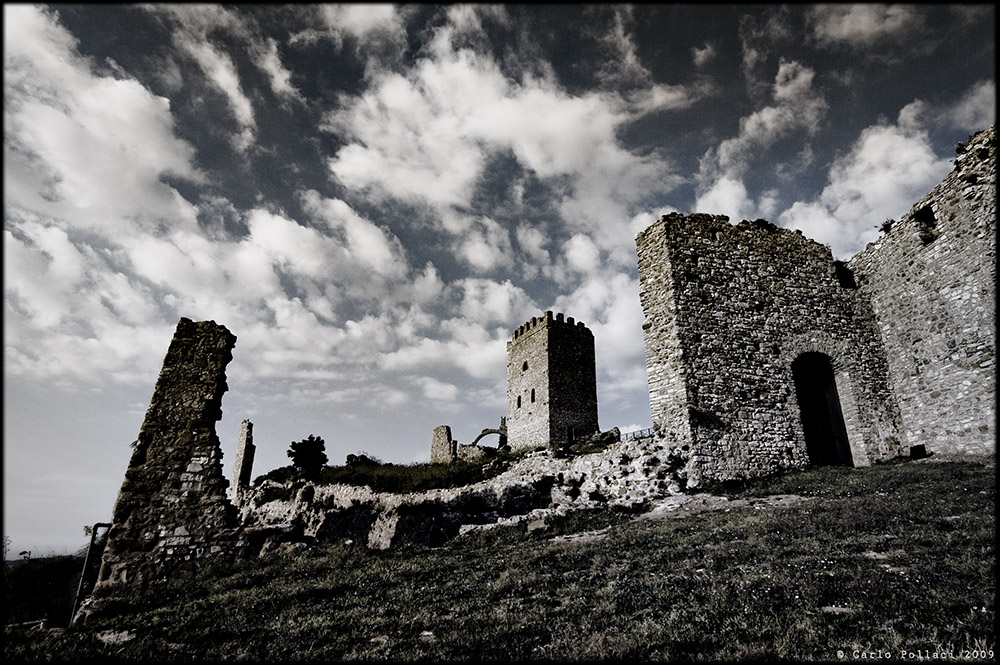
top-left (792, 352), bottom-right (854, 466)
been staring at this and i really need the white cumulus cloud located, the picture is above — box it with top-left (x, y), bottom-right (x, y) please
top-left (777, 102), bottom-right (953, 258)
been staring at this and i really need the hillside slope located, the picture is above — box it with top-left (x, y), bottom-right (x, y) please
top-left (6, 457), bottom-right (994, 662)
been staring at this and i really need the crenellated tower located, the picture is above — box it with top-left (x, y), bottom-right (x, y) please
top-left (506, 311), bottom-right (599, 450)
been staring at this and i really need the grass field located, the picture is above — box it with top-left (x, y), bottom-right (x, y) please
top-left (5, 457), bottom-right (995, 662)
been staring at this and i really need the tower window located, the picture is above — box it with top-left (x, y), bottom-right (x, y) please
top-left (913, 205), bottom-right (938, 245)
top-left (833, 261), bottom-right (858, 289)
top-left (517, 395), bottom-right (521, 408)
top-left (531, 388), bottom-right (535, 403)
top-left (522, 361), bottom-right (528, 371)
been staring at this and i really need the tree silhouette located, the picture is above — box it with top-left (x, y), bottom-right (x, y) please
top-left (287, 435), bottom-right (328, 479)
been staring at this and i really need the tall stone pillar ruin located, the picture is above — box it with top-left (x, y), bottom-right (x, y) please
top-left (230, 419), bottom-right (256, 505)
top-left (92, 318), bottom-right (240, 595)
top-left (430, 425), bottom-right (457, 463)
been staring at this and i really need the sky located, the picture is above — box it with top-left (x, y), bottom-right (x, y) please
top-left (4, 4), bottom-right (995, 556)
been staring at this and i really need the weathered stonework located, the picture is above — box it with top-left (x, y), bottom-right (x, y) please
top-left (506, 311), bottom-right (599, 450)
top-left (849, 125), bottom-right (995, 455)
top-left (429, 419), bottom-right (506, 463)
top-left (637, 214), bottom-right (905, 488)
top-left (230, 419), bottom-right (256, 505)
top-left (86, 128), bottom-right (995, 570)
top-left (92, 318), bottom-right (240, 594)
top-left (241, 434), bottom-right (666, 550)
top-left (430, 425), bottom-right (457, 464)
top-left (636, 125), bottom-right (995, 486)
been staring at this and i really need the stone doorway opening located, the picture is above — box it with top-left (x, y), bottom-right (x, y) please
top-left (792, 352), bottom-right (854, 466)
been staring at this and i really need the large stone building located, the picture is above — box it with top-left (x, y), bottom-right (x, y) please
top-left (506, 311), bottom-right (600, 450)
top-left (636, 214), bottom-right (905, 487)
top-left (636, 124), bottom-right (995, 487)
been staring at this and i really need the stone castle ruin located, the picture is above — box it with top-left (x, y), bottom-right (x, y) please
top-left (637, 124), bottom-right (994, 487)
top-left (81, 126), bottom-right (994, 614)
top-left (430, 420), bottom-right (507, 464)
top-left (849, 127), bottom-right (995, 457)
top-left (507, 312), bottom-right (600, 450)
top-left (431, 311), bottom-right (601, 461)
top-left (91, 319), bottom-right (241, 594)
top-left (638, 213), bottom-right (903, 487)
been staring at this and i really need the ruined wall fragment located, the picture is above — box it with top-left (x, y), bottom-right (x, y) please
top-left (636, 214), bottom-right (904, 487)
top-left (849, 125), bottom-right (996, 455)
top-left (430, 425), bottom-right (457, 464)
top-left (93, 318), bottom-right (239, 593)
top-left (230, 419), bottom-right (256, 505)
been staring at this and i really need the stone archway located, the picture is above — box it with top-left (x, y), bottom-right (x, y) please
top-left (470, 429), bottom-right (506, 448)
top-left (792, 352), bottom-right (854, 466)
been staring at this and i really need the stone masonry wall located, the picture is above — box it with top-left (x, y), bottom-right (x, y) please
top-left (506, 311), bottom-right (599, 451)
top-left (548, 319), bottom-right (600, 444)
top-left (431, 425), bottom-right (456, 463)
top-left (637, 214), bottom-right (905, 488)
top-left (849, 125), bottom-right (996, 455)
top-left (230, 419), bottom-right (256, 505)
top-left (242, 434), bottom-right (669, 551)
top-left (93, 318), bottom-right (240, 593)
top-left (507, 315), bottom-right (552, 450)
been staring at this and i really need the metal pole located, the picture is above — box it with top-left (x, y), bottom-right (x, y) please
top-left (70, 522), bottom-right (111, 626)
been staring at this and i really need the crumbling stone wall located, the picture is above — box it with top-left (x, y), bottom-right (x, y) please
top-left (230, 419), bottom-right (256, 505)
top-left (849, 125), bottom-right (996, 455)
top-left (431, 421), bottom-right (505, 464)
top-left (456, 442), bottom-right (498, 463)
top-left (430, 425), bottom-right (457, 463)
top-left (93, 318), bottom-right (240, 593)
top-left (506, 311), bottom-right (599, 450)
top-left (242, 434), bottom-right (666, 550)
top-left (637, 214), bottom-right (904, 487)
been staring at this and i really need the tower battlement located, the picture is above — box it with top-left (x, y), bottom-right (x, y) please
top-left (510, 310), bottom-right (591, 343)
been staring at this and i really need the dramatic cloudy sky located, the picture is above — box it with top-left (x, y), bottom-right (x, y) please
top-left (4, 4), bottom-right (994, 555)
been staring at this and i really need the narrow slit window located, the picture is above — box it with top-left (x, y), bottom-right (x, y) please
top-left (531, 388), bottom-right (535, 403)
top-left (517, 395), bottom-right (521, 408)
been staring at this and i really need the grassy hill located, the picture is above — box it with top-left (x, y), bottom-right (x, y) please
top-left (6, 457), bottom-right (995, 662)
